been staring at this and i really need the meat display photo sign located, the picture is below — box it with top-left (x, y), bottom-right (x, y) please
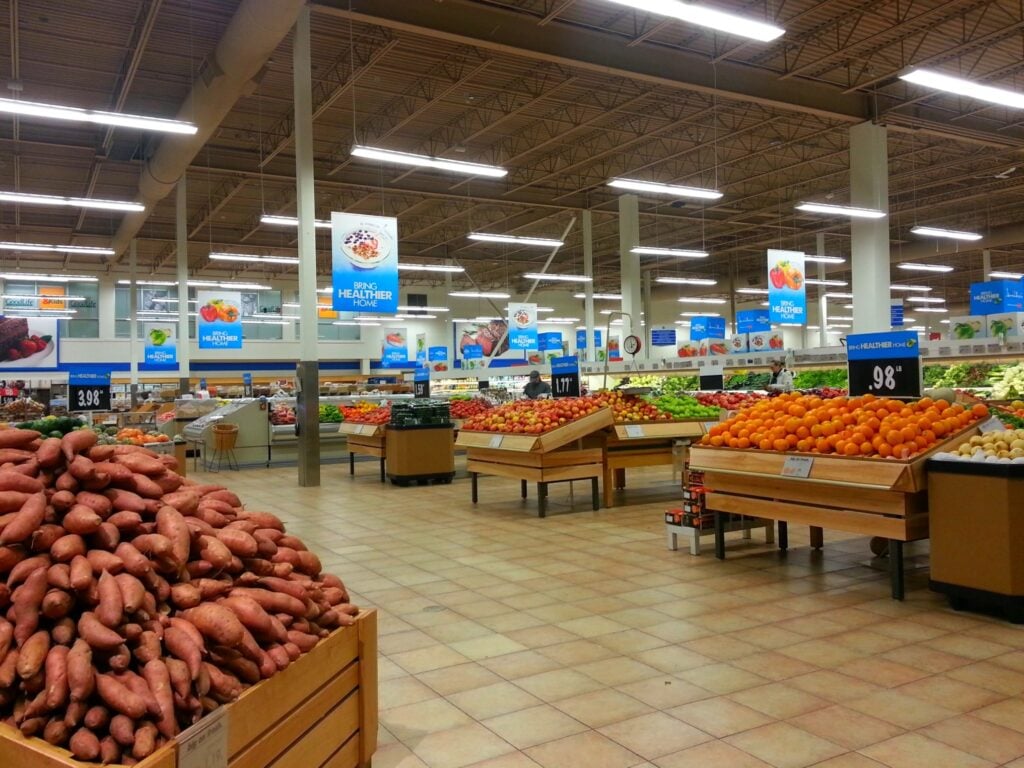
top-left (331, 212), bottom-right (399, 314)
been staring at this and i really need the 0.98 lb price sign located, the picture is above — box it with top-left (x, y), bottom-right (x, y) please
top-left (550, 356), bottom-right (580, 398)
top-left (68, 369), bottom-right (112, 412)
top-left (846, 331), bottom-right (921, 399)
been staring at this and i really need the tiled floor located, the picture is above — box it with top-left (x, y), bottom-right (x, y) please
top-left (195, 462), bottom-right (1024, 768)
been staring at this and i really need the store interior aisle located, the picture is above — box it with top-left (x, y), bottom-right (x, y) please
top-left (200, 466), bottom-right (1024, 768)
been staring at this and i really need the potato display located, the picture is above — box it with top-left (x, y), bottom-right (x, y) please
top-left (0, 426), bottom-right (356, 763)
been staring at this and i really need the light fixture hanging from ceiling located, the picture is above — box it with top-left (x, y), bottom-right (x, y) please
top-left (0, 191), bottom-right (144, 212)
top-left (599, 0), bottom-right (784, 41)
top-left (608, 178), bottom-right (722, 200)
top-left (630, 246), bottom-right (708, 258)
top-left (910, 226), bottom-right (982, 241)
top-left (656, 277), bottom-right (718, 286)
top-left (398, 264), bottom-right (465, 273)
top-left (208, 252), bottom-right (299, 265)
top-left (0, 242), bottom-right (113, 256)
top-left (0, 96), bottom-right (198, 134)
top-left (522, 273), bottom-right (591, 282)
top-left (899, 69), bottom-right (1024, 110)
top-left (260, 214), bottom-right (332, 229)
top-left (468, 233), bottom-right (565, 248)
top-left (351, 146), bottom-right (507, 178)
top-left (795, 202), bottom-right (886, 219)
top-left (898, 263), bottom-right (953, 273)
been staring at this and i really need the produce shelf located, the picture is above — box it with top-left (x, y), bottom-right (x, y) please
top-left (338, 422), bottom-right (386, 438)
top-left (455, 406), bottom-right (613, 454)
top-left (0, 609), bottom-right (378, 768)
top-left (468, 447), bottom-right (603, 517)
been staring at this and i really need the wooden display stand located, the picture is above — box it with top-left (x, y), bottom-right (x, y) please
top-left (592, 421), bottom-right (709, 508)
top-left (340, 422), bottom-right (387, 483)
top-left (385, 425), bottom-right (455, 485)
top-left (0, 609), bottom-right (378, 768)
top-left (689, 425), bottom-right (979, 600)
top-left (457, 407), bottom-right (614, 517)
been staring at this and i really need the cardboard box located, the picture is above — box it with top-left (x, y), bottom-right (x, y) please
top-left (986, 312), bottom-right (1024, 338)
top-left (729, 333), bottom-right (749, 354)
top-left (749, 330), bottom-right (784, 352)
top-left (948, 315), bottom-right (987, 340)
top-left (699, 338), bottom-right (728, 356)
top-left (676, 342), bottom-right (699, 358)
top-left (970, 280), bottom-right (1024, 315)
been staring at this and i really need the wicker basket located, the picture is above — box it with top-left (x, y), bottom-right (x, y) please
top-left (212, 422), bottom-right (239, 450)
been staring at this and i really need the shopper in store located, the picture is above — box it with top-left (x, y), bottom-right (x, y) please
top-left (523, 370), bottom-right (552, 399)
top-left (767, 358), bottom-right (794, 392)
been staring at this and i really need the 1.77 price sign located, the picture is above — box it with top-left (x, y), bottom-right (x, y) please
top-left (550, 356), bottom-right (580, 398)
top-left (846, 331), bottom-right (921, 399)
top-left (68, 369), bottom-right (112, 412)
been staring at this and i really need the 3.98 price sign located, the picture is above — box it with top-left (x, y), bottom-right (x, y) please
top-left (846, 331), bottom-right (921, 399)
top-left (550, 356), bottom-right (580, 398)
top-left (68, 370), bottom-right (112, 412)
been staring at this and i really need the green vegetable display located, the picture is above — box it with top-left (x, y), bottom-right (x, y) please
top-left (992, 363), bottom-right (1024, 400)
top-left (318, 404), bottom-right (344, 423)
top-left (15, 415), bottom-right (85, 435)
top-left (725, 371), bottom-right (772, 390)
top-left (791, 368), bottom-right (849, 389)
top-left (650, 393), bottom-right (720, 419)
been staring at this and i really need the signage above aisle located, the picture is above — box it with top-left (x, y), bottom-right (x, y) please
top-left (847, 330), bottom-right (922, 398)
top-left (144, 323), bottom-right (176, 365)
top-left (970, 280), bottom-right (1024, 315)
top-left (551, 356), bottom-right (581, 398)
top-left (331, 212), bottom-right (399, 314)
top-left (508, 302), bottom-right (538, 350)
top-left (69, 369), bottom-right (111, 411)
top-left (890, 300), bottom-right (904, 328)
top-left (197, 291), bottom-right (241, 350)
top-left (767, 249), bottom-right (806, 324)
top-left (428, 346), bottom-right (449, 371)
top-left (382, 328), bottom-right (408, 367)
top-left (737, 309), bottom-right (771, 334)
top-left (690, 316), bottom-right (726, 341)
top-left (413, 366), bottom-right (430, 398)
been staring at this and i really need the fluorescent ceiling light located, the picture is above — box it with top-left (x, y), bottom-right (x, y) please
top-left (678, 297), bottom-right (727, 304)
top-left (546, 317), bottom-right (580, 322)
top-left (843, 304), bottom-right (854, 309)
top-left (398, 263), bottom-right (465, 273)
top-left (827, 316), bottom-right (854, 321)
top-left (395, 313), bottom-right (437, 320)
top-left (599, 309), bottom-right (616, 315)
top-left (469, 233), bottom-right (564, 248)
top-left (317, 287), bottom-right (332, 294)
top-left (351, 145), bottom-right (507, 178)
top-left (989, 270), bottom-right (1024, 280)
top-left (0, 96), bottom-right (197, 134)
top-left (900, 68), bottom-right (1024, 110)
top-left (0, 191), bottom-right (144, 212)
top-left (282, 303), bottom-right (300, 308)
top-left (828, 323), bottom-right (852, 328)
top-left (906, 296), bottom-right (946, 303)
top-left (656, 277), bottom-right (718, 285)
top-left (630, 246), bottom-right (708, 258)
top-left (209, 252), bottom-right (299, 265)
top-left (397, 306), bottom-right (449, 312)
top-left (601, 0), bottom-right (784, 41)
top-left (890, 284), bottom-right (933, 292)
top-left (5, 313), bottom-right (74, 320)
top-left (680, 311), bottom-right (721, 317)
top-left (908, 326), bottom-right (927, 331)
top-left (903, 318), bottom-right (916, 323)
top-left (117, 279), bottom-right (177, 286)
top-left (574, 292), bottom-right (621, 300)
top-left (898, 263), bottom-right (953, 273)
top-left (502, 306), bottom-right (554, 313)
top-left (735, 288), bottom-right (769, 295)
top-left (805, 278), bottom-right (848, 286)
top-left (449, 290), bottom-right (511, 299)
top-left (779, 323), bottom-right (804, 327)
top-left (241, 319), bottom-right (288, 325)
top-left (910, 225), bottom-right (982, 241)
top-left (824, 292), bottom-right (854, 299)
top-left (0, 293), bottom-right (85, 301)
top-left (940, 319), bottom-right (951, 324)
top-left (760, 301), bottom-right (770, 306)
top-left (6, 273), bottom-right (97, 283)
top-left (608, 178), bottom-right (722, 200)
top-left (2, 307), bottom-right (76, 314)
top-left (522, 273), bottom-right (591, 282)
top-left (916, 307), bottom-right (949, 313)
top-left (187, 280), bottom-right (273, 290)
top-left (796, 202), bottom-right (886, 219)
top-left (803, 255), bottom-right (846, 264)
top-left (333, 320), bottom-right (379, 326)
top-left (0, 241), bottom-right (113, 256)
top-left (260, 214), bottom-right (331, 229)
top-left (150, 299), bottom-right (198, 305)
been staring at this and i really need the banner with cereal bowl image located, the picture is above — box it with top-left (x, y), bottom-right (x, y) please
top-left (197, 291), bottom-right (242, 350)
top-left (331, 212), bottom-right (398, 314)
top-left (0, 316), bottom-right (58, 369)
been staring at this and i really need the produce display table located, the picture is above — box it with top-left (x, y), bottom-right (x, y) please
top-left (456, 407), bottom-right (614, 517)
top-left (339, 422), bottom-right (387, 483)
top-left (385, 424), bottom-right (456, 485)
top-left (689, 426), bottom-right (979, 600)
top-left (0, 609), bottom-right (378, 768)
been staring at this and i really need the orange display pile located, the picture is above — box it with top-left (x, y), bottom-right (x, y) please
top-left (339, 403), bottom-right (390, 425)
top-left (460, 397), bottom-right (602, 434)
top-left (700, 393), bottom-right (987, 459)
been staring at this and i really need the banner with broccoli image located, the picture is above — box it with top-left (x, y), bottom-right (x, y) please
top-left (767, 249), bottom-right (806, 325)
top-left (197, 291), bottom-right (242, 350)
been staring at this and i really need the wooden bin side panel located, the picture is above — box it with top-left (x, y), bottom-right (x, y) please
top-left (0, 726), bottom-right (174, 768)
top-left (358, 608), bottom-right (378, 766)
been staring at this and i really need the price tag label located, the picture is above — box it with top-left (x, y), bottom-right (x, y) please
top-left (846, 331), bottom-right (921, 398)
top-left (551, 356), bottom-right (581, 398)
top-left (781, 456), bottom-right (814, 478)
top-left (413, 379), bottom-right (430, 398)
top-left (357, 424), bottom-right (368, 435)
top-left (488, 435), bottom-right (503, 449)
top-left (68, 369), bottom-right (112, 412)
top-left (177, 705), bottom-right (227, 768)
top-left (624, 425), bottom-right (646, 438)
top-left (979, 415), bottom-right (1006, 434)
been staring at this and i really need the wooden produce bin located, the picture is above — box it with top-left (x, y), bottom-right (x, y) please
top-left (0, 609), bottom-right (378, 768)
top-left (928, 461), bottom-right (1024, 622)
top-left (592, 420), bottom-right (710, 508)
top-left (340, 422), bottom-right (387, 483)
top-left (385, 425), bottom-right (455, 485)
top-left (456, 407), bottom-right (614, 517)
top-left (689, 425), bottom-right (980, 600)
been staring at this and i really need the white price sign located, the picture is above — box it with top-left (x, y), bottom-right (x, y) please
top-left (781, 456), bottom-right (814, 478)
top-left (624, 425), bottom-right (646, 438)
top-left (177, 706), bottom-right (227, 768)
top-left (488, 435), bottom-right (503, 449)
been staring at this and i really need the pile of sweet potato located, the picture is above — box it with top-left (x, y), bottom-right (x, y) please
top-left (0, 427), bottom-right (356, 763)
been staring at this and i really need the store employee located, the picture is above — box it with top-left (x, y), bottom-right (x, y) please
top-left (767, 359), bottom-right (794, 392)
top-left (523, 370), bottom-right (552, 399)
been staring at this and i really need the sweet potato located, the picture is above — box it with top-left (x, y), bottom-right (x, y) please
top-left (0, 618), bottom-right (12, 663)
top-left (163, 626), bottom-right (202, 679)
top-left (78, 612), bottom-right (124, 651)
top-left (183, 603), bottom-right (245, 648)
top-left (131, 533), bottom-right (173, 563)
top-left (164, 657), bottom-right (190, 699)
top-left (161, 489), bottom-right (200, 516)
top-left (0, 493), bottom-right (46, 544)
top-left (257, 576), bottom-right (307, 602)
top-left (225, 519), bottom-right (258, 535)
top-left (7, 554), bottom-right (51, 587)
top-left (104, 488), bottom-right (146, 513)
top-left (133, 630), bottom-right (161, 665)
top-left (12, 567), bottom-right (48, 644)
top-left (295, 550), bottom-right (322, 576)
top-left (41, 590), bottom-right (72, 620)
top-left (0, 544), bottom-right (27, 572)
top-left (99, 735), bottom-right (121, 764)
top-left (114, 542), bottom-right (150, 578)
top-left (92, 461), bottom-right (132, 484)
top-left (95, 673), bottom-right (146, 719)
top-left (114, 573), bottom-right (146, 614)
top-left (51, 618), bottom-right (75, 646)
top-left (194, 507), bottom-right (230, 528)
top-left (0, 648), bottom-right (18, 687)
top-left (198, 535), bottom-right (232, 571)
top-left (50, 534), bottom-right (86, 563)
top-left (0, 448), bottom-right (36, 464)
top-left (43, 644), bottom-right (69, 710)
top-left (96, 572), bottom-right (123, 628)
top-left (61, 430), bottom-right (98, 463)
top-left (198, 498), bottom-right (236, 517)
top-left (203, 662), bottom-right (242, 700)
top-left (69, 555), bottom-right (93, 592)
top-left (113, 452), bottom-right (165, 476)
top-left (156, 506), bottom-right (190, 568)
top-left (54, 472), bottom-right (79, 493)
top-left (87, 445), bottom-right (116, 462)
top-left (36, 437), bottom-right (62, 469)
top-left (193, 579), bottom-right (232, 600)
top-left (68, 455), bottom-right (97, 482)
top-left (49, 490), bottom-right (74, 512)
top-left (129, 473), bottom-right (164, 499)
top-left (143, 659), bottom-right (177, 738)
top-left (75, 491), bottom-right (112, 518)
top-left (81, 472), bottom-right (111, 492)
top-left (62, 505), bottom-right (103, 536)
top-left (106, 644), bottom-right (131, 673)
top-left (133, 721), bottom-right (158, 759)
top-left (107, 510), bottom-right (143, 533)
top-left (204, 489), bottom-right (241, 508)
top-left (0, 428), bottom-right (40, 449)
top-left (90, 521), bottom-right (120, 551)
top-left (17, 630), bottom-right (50, 678)
top-left (67, 639), bottom-right (94, 702)
top-left (109, 713), bottom-right (135, 746)
top-left (266, 644), bottom-right (290, 671)
top-left (170, 583), bottom-right (201, 610)
top-left (152, 471), bottom-right (183, 494)
top-left (43, 717), bottom-right (70, 746)
top-left (0, 490), bottom-right (29, 513)
top-left (230, 586), bottom-right (305, 617)
top-left (83, 705), bottom-right (109, 731)
top-left (216, 528), bottom-right (258, 558)
top-left (84, 549), bottom-right (124, 576)
top-left (286, 629), bottom-right (319, 653)
top-left (69, 727), bottom-right (101, 760)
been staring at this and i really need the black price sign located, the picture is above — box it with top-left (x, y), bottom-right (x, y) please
top-left (846, 331), bottom-right (921, 399)
top-left (551, 356), bottom-right (580, 398)
top-left (68, 370), bottom-right (112, 412)
top-left (413, 368), bottom-right (430, 399)
top-left (699, 374), bottom-right (725, 391)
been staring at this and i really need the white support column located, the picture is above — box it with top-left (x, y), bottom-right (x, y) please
top-left (128, 240), bottom-right (138, 402)
top-left (817, 233), bottom-right (828, 347)
top-left (618, 194), bottom-right (642, 341)
top-left (583, 209), bottom-right (595, 362)
top-left (294, 6), bottom-right (320, 487)
top-left (641, 271), bottom-right (652, 360)
top-left (176, 177), bottom-right (191, 394)
top-left (98, 277), bottom-right (116, 340)
top-left (850, 121), bottom-right (890, 333)
top-left (983, 249), bottom-right (992, 281)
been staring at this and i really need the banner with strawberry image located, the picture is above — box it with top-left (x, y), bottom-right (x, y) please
top-left (767, 249), bottom-right (806, 325)
top-left (197, 290), bottom-right (242, 349)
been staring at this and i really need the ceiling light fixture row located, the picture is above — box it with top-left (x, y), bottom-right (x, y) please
top-left (469, 233), bottom-right (565, 247)
top-left (601, 0), bottom-right (784, 41)
top-left (630, 246), bottom-right (708, 258)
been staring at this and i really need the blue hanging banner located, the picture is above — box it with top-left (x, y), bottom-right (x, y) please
top-left (767, 249), bottom-right (806, 325)
top-left (538, 332), bottom-right (563, 351)
top-left (144, 324), bottom-right (177, 365)
top-left (651, 328), bottom-right (677, 346)
top-left (428, 346), bottom-right (448, 362)
top-left (575, 329), bottom-right (602, 349)
top-left (736, 309), bottom-right (771, 334)
top-left (690, 316), bottom-right (725, 342)
top-left (197, 291), bottom-right (242, 350)
top-left (890, 300), bottom-right (904, 328)
top-left (331, 212), bottom-right (399, 313)
top-left (847, 330), bottom-right (920, 361)
top-left (462, 344), bottom-right (483, 360)
top-left (507, 303), bottom-right (538, 350)
top-left (970, 280), bottom-right (1024, 315)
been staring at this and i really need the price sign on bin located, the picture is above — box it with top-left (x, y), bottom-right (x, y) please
top-left (846, 331), bottom-right (921, 399)
top-left (68, 369), bottom-right (111, 412)
top-left (550, 356), bottom-right (580, 398)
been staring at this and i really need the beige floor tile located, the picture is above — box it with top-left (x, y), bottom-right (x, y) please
top-left (808, 756), bottom-right (887, 768)
top-left (786, 670), bottom-right (882, 703)
top-left (879, 644), bottom-right (972, 674)
top-left (992, 650), bottom-right (1024, 674)
top-left (465, 754), bottom-right (543, 768)
top-left (736, 625), bottom-right (809, 650)
top-left (525, 731), bottom-right (641, 768)
top-left (921, 634), bottom-right (1013, 661)
top-left (504, 625), bottom-right (579, 649)
top-left (844, 689), bottom-right (957, 730)
top-left (859, 732), bottom-right (996, 768)
top-left (448, 681), bottom-right (543, 720)
top-left (481, 650), bottom-right (564, 681)
top-left (835, 658), bottom-right (929, 688)
top-left (450, 634), bottom-right (529, 661)
top-left (789, 705), bottom-right (904, 750)
top-left (972, 698), bottom-right (1024, 733)
top-left (412, 723), bottom-right (518, 768)
top-left (552, 688), bottom-right (653, 728)
top-left (537, 639), bottom-right (618, 665)
top-left (382, 698), bottom-right (474, 742)
top-left (668, 696), bottom-right (774, 738)
top-left (728, 682), bottom-right (829, 719)
top-left (556, 615), bottom-right (630, 638)
top-left (603, 607), bottom-right (675, 629)
top-left (513, 668), bottom-right (605, 701)
top-left (653, 740), bottom-right (772, 768)
top-left (382, 629), bottom-right (445, 655)
top-left (573, 657), bottom-right (662, 686)
top-left (947, 660), bottom-right (1024, 696)
top-left (776, 638), bottom-right (865, 669)
top-left (599, 712), bottom-right (711, 759)
top-left (632, 645), bottom-right (710, 674)
top-left (616, 676), bottom-right (712, 709)
top-left (417, 663), bottom-right (504, 696)
top-left (732, 652), bottom-right (818, 681)
top-left (425, 621), bottom-right (497, 644)
top-left (725, 722), bottom-right (845, 768)
top-left (483, 704), bottom-right (589, 749)
top-left (593, 629), bottom-right (669, 655)
top-left (381, 676), bottom-right (441, 710)
top-left (919, 713), bottom-right (1024, 764)
top-left (642, 620), bottom-right (713, 643)
top-left (676, 663), bottom-right (770, 694)
top-left (373, 742), bottom-right (431, 768)
top-left (896, 674), bottom-right (1003, 712)
top-left (391, 645), bottom-right (472, 674)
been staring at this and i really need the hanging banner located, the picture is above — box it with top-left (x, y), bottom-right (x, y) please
top-left (608, 336), bottom-right (621, 361)
top-left (0, 316), bottom-right (58, 369)
top-left (144, 323), bottom-right (177, 365)
top-left (736, 309), bottom-right (771, 334)
top-left (507, 303), bottom-right (538, 350)
top-left (197, 291), bottom-right (242, 350)
top-left (331, 212), bottom-right (399, 313)
top-left (689, 316), bottom-right (726, 341)
top-left (890, 300), bottom-right (904, 328)
top-left (970, 280), bottom-right (1024, 315)
top-left (415, 333), bottom-right (427, 365)
top-left (767, 249), bottom-right (806, 325)
top-left (651, 327), bottom-right (677, 347)
top-left (538, 332), bottom-right (563, 351)
top-left (382, 328), bottom-right (408, 367)
top-left (428, 346), bottom-right (448, 371)
top-left (847, 330), bottom-right (921, 398)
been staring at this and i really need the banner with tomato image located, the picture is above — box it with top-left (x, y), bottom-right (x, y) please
top-left (428, 346), bottom-right (448, 371)
top-left (382, 327), bottom-right (408, 367)
top-left (197, 291), bottom-right (242, 349)
top-left (767, 249), bottom-right (806, 325)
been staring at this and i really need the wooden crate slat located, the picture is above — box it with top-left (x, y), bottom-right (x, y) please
top-left (268, 693), bottom-right (359, 768)
top-left (457, 407), bottom-right (613, 454)
top-left (456, 430), bottom-right (539, 451)
top-left (338, 423), bottom-right (385, 437)
top-left (357, 607), bottom-right (378, 766)
top-left (539, 463), bottom-right (603, 482)
top-left (466, 447), bottom-right (603, 468)
top-left (611, 421), bottom-right (707, 440)
top-left (689, 446), bottom-right (908, 490)
top-left (320, 735), bottom-right (360, 768)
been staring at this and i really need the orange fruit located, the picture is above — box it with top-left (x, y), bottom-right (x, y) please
top-left (772, 438), bottom-right (789, 452)
top-left (971, 403), bottom-right (988, 418)
top-left (885, 430), bottom-right (902, 446)
top-left (844, 442), bottom-right (860, 456)
top-left (859, 441), bottom-right (873, 456)
top-left (737, 437), bottom-right (751, 449)
top-left (877, 443), bottom-right (892, 458)
top-left (710, 436), bottom-right (724, 446)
